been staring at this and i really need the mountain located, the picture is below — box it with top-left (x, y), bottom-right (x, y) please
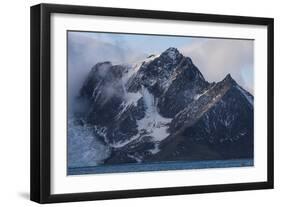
top-left (71, 47), bottom-right (254, 166)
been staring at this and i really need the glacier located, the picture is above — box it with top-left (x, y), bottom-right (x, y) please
top-left (67, 117), bottom-right (111, 168)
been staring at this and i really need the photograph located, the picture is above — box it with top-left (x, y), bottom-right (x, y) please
top-left (67, 31), bottom-right (254, 175)
top-left (30, 3), bottom-right (273, 203)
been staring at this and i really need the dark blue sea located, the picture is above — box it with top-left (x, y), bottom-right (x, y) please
top-left (68, 159), bottom-right (253, 175)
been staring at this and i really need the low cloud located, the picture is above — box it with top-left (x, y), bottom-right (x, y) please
top-left (68, 32), bottom-right (144, 106)
top-left (180, 38), bottom-right (254, 93)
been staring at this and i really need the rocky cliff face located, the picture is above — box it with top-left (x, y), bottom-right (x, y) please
top-left (71, 47), bottom-right (254, 166)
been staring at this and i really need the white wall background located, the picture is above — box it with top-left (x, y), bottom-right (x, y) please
top-left (0, 0), bottom-right (279, 206)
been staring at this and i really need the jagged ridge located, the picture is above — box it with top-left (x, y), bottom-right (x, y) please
top-left (72, 47), bottom-right (254, 165)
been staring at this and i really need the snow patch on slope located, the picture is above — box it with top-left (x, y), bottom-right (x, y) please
top-left (194, 85), bottom-right (215, 100)
top-left (149, 143), bottom-right (161, 154)
top-left (125, 92), bottom-right (142, 106)
top-left (112, 133), bottom-right (140, 148)
top-left (123, 54), bottom-right (160, 83)
top-left (127, 154), bottom-right (142, 163)
top-left (137, 86), bottom-right (172, 142)
top-left (112, 86), bottom-right (171, 151)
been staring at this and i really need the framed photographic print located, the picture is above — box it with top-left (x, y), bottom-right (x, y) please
top-left (30, 3), bottom-right (274, 203)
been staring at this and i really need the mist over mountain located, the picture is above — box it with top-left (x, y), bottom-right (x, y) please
top-left (68, 47), bottom-right (253, 168)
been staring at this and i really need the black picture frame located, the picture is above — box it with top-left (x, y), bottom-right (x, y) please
top-left (30, 3), bottom-right (274, 204)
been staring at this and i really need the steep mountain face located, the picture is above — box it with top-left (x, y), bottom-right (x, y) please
top-left (126, 48), bottom-right (209, 117)
top-left (71, 47), bottom-right (254, 166)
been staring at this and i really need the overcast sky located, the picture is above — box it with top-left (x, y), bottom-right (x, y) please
top-left (68, 31), bottom-right (254, 101)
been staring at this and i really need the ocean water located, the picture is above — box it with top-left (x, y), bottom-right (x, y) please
top-left (68, 159), bottom-right (253, 175)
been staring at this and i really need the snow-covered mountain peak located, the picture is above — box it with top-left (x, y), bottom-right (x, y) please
top-left (163, 47), bottom-right (180, 55)
top-left (160, 47), bottom-right (182, 61)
